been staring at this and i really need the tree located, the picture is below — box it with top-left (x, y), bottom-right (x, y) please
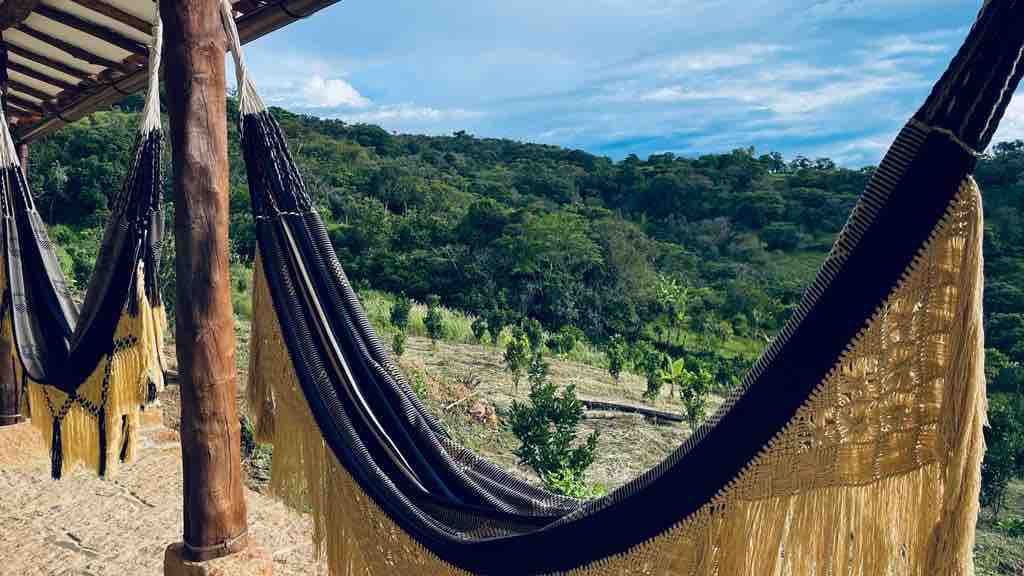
top-left (655, 274), bottom-right (688, 345)
top-left (508, 354), bottom-right (600, 497)
top-left (470, 316), bottom-right (488, 343)
top-left (677, 360), bottom-right (714, 429)
top-left (522, 317), bottom-right (544, 352)
top-left (639, 343), bottom-right (668, 401)
top-left (390, 293), bottom-right (412, 332)
top-left (485, 306), bottom-right (508, 346)
top-left (392, 332), bottom-right (406, 357)
top-left (981, 393), bottom-right (1024, 520)
top-left (549, 325), bottom-right (583, 357)
top-left (424, 294), bottom-right (445, 347)
top-left (606, 334), bottom-right (627, 383)
top-left (503, 327), bottom-right (531, 391)
top-left (659, 357), bottom-right (692, 403)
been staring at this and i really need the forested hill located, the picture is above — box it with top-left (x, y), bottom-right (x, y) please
top-left (23, 97), bottom-right (1024, 387)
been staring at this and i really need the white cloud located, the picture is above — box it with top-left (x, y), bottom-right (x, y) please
top-left (339, 103), bottom-right (483, 124)
top-left (991, 95), bottom-right (1024, 145)
top-left (657, 44), bottom-right (784, 75)
top-left (300, 75), bottom-right (370, 108)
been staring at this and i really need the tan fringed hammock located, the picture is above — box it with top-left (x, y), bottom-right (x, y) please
top-left (0, 15), bottom-right (166, 479)
top-left (229, 0), bottom-right (1022, 574)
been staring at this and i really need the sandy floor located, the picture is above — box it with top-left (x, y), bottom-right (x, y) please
top-left (0, 418), bottom-right (323, 576)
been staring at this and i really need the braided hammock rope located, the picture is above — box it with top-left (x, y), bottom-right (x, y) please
top-left (0, 16), bottom-right (167, 479)
top-left (231, 1), bottom-right (1023, 574)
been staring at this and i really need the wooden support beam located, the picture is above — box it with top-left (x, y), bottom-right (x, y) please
top-left (7, 60), bottom-right (77, 91)
top-left (68, 0), bottom-right (152, 36)
top-left (34, 5), bottom-right (148, 56)
top-left (6, 92), bottom-right (44, 115)
top-left (7, 78), bottom-right (53, 101)
top-left (0, 41), bottom-right (22, 427)
top-left (160, 0), bottom-right (249, 563)
top-left (15, 22), bottom-right (132, 71)
top-left (5, 43), bottom-right (94, 81)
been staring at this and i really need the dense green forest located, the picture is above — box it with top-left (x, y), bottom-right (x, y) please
top-left (27, 96), bottom-right (1024, 390)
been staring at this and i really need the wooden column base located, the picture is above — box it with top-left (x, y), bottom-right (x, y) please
top-left (0, 414), bottom-right (24, 426)
top-left (164, 542), bottom-right (271, 576)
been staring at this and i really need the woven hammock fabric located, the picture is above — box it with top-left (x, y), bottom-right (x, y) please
top-left (0, 19), bottom-right (166, 479)
top-left (232, 1), bottom-right (1023, 574)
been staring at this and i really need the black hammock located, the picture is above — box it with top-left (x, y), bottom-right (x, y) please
top-left (0, 20), bottom-right (166, 479)
top-left (232, 0), bottom-right (1019, 574)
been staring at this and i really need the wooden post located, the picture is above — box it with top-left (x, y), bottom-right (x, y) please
top-left (160, 0), bottom-right (248, 562)
top-left (0, 40), bottom-right (22, 428)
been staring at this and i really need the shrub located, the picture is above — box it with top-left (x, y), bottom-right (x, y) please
top-left (471, 316), bottom-right (488, 343)
top-left (392, 331), bottom-right (406, 358)
top-left (606, 334), bottom-right (627, 382)
top-left (503, 327), bottom-right (531, 391)
top-left (548, 325), bottom-right (583, 357)
top-left (390, 292), bottom-right (412, 331)
top-left (424, 294), bottom-right (445, 347)
top-left (508, 355), bottom-right (600, 497)
top-left (677, 359), bottom-right (713, 430)
top-left (522, 317), bottom-right (545, 352)
top-left (981, 393), bottom-right (1024, 520)
top-left (639, 344), bottom-right (669, 401)
top-left (485, 307), bottom-right (507, 346)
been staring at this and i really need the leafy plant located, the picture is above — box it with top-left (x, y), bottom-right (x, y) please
top-left (424, 294), bottom-right (445, 348)
top-left (503, 327), bottom-right (531, 391)
top-left (548, 325), bottom-right (583, 357)
top-left (606, 334), bottom-right (627, 383)
top-left (471, 316), bottom-right (488, 343)
top-left (676, 359), bottom-right (713, 430)
top-left (981, 393), bottom-right (1024, 520)
top-left (390, 292), bottom-right (412, 332)
top-left (508, 355), bottom-right (600, 497)
top-left (639, 343), bottom-right (668, 400)
top-left (392, 331), bottom-right (406, 357)
top-left (522, 317), bottom-right (545, 352)
top-left (659, 357), bottom-right (692, 403)
top-left (996, 516), bottom-right (1024, 538)
top-left (485, 307), bottom-right (508, 346)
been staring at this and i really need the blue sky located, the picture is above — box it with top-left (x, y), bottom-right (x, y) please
top-left (239, 0), bottom-right (1024, 166)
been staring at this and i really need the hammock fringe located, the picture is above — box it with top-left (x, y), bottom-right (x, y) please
top-left (252, 181), bottom-right (986, 575)
top-left (17, 262), bottom-right (165, 478)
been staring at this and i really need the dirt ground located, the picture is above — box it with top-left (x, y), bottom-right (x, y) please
top-left (0, 419), bottom-right (324, 576)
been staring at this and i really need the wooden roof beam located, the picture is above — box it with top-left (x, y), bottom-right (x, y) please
top-left (34, 5), bottom-right (148, 56)
top-left (15, 22), bottom-right (134, 71)
top-left (67, 0), bottom-right (151, 36)
top-left (7, 60), bottom-right (76, 91)
top-left (4, 43), bottom-right (93, 81)
top-left (5, 92), bottom-right (44, 114)
top-left (7, 78), bottom-right (53, 101)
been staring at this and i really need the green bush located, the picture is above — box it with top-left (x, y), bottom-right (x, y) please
top-left (606, 334), bottom-right (627, 382)
top-left (982, 393), bottom-right (1024, 520)
top-left (639, 343), bottom-right (668, 401)
top-left (508, 354), bottom-right (600, 497)
top-left (548, 325), bottom-right (583, 357)
top-left (522, 317), bottom-right (544, 352)
top-left (471, 316), bottom-right (488, 342)
top-left (392, 331), bottom-right (406, 358)
top-left (390, 293), bottom-right (412, 331)
top-left (503, 327), bottom-right (531, 391)
top-left (424, 294), bottom-right (445, 347)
